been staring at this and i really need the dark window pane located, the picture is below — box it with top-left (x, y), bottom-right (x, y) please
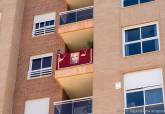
top-left (32, 58), bottom-right (41, 70)
top-left (125, 28), bottom-right (140, 42)
top-left (55, 103), bottom-right (72, 114)
top-left (125, 43), bottom-right (141, 56)
top-left (35, 23), bottom-right (39, 29)
top-left (42, 56), bottom-right (52, 68)
top-left (74, 99), bottom-right (92, 114)
top-left (40, 22), bottom-right (45, 28)
top-left (124, 0), bottom-right (139, 7)
top-left (145, 88), bottom-right (163, 105)
top-left (50, 20), bottom-right (55, 25)
top-left (54, 106), bottom-right (60, 114)
top-left (141, 25), bottom-right (157, 39)
top-left (140, 0), bottom-right (154, 4)
top-left (126, 91), bottom-right (144, 107)
top-left (125, 107), bottom-right (144, 114)
top-left (77, 8), bottom-right (93, 22)
top-left (66, 12), bottom-right (76, 24)
top-left (60, 14), bottom-right (67, 25)
top-left (142, 39), bottom-right (159, 53)
top-left (45, 21), bottom-right (50, 26)
top-left (145, 104), bottom-right (164, 114)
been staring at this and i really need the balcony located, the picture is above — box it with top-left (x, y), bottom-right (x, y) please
top-left (65, 0), bottom-right (93, 9)
top-left (59, 6), bottom-right (93, 25)
top-left (54, 97), bottom-right (92, 114)
top-left (57, 48), bottom-right (93, 70)
top-left (55, 49), bottom-right (93, 99)
top-left (58, 6), bottom-right (94, 39)
top-left (58, 5), bottom-right (93, 51)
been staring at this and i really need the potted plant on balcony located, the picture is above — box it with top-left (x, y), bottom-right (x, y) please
top-left (87, 40), bottom-right (93, 48)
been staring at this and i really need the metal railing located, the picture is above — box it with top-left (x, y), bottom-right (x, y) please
top-left (28, 67), bottom-right (52, 78)
top-left (54, 97), bottom-right (92, 114)
top-left (59, 6), bottom-right (93, 25)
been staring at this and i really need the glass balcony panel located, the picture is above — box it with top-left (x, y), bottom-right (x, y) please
top-left (60, 12), bottom-right (76, 25)
top-left (77, 8), bottom-right (93, 22)
top-left (60, 6), bottom-right (93, 25)
top-left (74, 99), bottom-right (92, 114)
top-left (55, 102), bottom-right (73, 114)
top-left (54, 98), bottom-right (92, 114)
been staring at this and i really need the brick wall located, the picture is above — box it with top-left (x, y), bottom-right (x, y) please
top-left (13, 0), bottom-right (67, 114)
top-left (94, 0), bottom-right (165, 114)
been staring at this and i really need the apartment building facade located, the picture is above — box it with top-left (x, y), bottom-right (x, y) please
top-left (0, 0), bottom-right (165, 114)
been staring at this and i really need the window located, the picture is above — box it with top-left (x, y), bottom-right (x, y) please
top-left (32, 12), bottom-right (56, 37)
top-left (124, 69), bottom-right (164, 114)
top-left (24, 98), bottom-right (50, 114)
top-left (123, 0), bottom-right (154, 7)
top-left (125, 87), bottom-right (164, 114)
top-left (123, 23), bottom-right (159, 56)
top-left (28, 53), bottom-right (53, 79)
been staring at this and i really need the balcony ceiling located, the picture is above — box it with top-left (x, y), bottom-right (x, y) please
top-left (61, 28), bottom-right (93, 52)
top-left (57, 73), bottom-right (93, 99)
top-left (66, 0), bottom-right (94, 9)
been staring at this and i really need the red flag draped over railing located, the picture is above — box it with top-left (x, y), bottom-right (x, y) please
top-left (56, 48), bottom-right (93, 70)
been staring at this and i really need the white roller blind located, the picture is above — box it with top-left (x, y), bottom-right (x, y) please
top-left (24, 98), bottom-right (50, 114)
top-left (124, 68), bottom-right (163, 90)
top-left (34, 12), bottom-right (56, 23)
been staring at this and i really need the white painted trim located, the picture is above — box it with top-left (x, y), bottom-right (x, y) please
top-left (123, 22), bottom-right (158, 31)
top-left (30, 53), bottom-right (53, 60)
top-left (28, 53), bottom-right (53, 80)
top-left (27, 74), bottom-right (52, 80)
top-left (54, 96), bottom-right (92, 105)
top-left (122, 22), bottom-right (160, 57)
top-left (59, 6), bottom-right (94, 15)
top-left (124, 103), bottom-right (164, 110)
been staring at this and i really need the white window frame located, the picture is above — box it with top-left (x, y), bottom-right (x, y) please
top-left (123, 68), bottom-right (165, 114)
top-left (32, 12), bottom-right (56, 37)
top-left (28, 53), bottom-right (53, 80)
top-left (122, 22), bottom-right (160, 57)
top-left (121, 0), bottom-right (155, 8)
top-left (124, 85), bottom-right (165, 114)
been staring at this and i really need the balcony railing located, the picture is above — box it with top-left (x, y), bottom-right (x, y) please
top-left (59, 6), bottom-right (93, 25)
top-left (54, 97), bottom-right (92, 114)
top-left (28, 67), bottom-right (52, 79)
top-left (56, 48), bottom-right (93, 70)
